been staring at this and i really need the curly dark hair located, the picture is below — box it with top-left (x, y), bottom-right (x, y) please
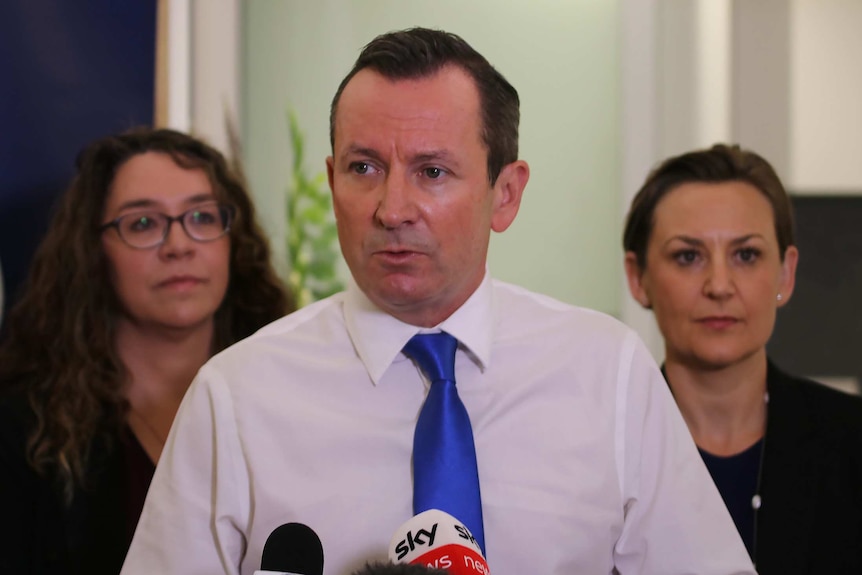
top-left (0, 127), bottom-right (293, 499)
top-left (330, 27), bottom-right (520, 186)
top-left (623, 143), bottom-right (796, 269)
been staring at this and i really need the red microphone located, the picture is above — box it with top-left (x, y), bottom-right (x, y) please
top-left (388, 509), bottom-right (489, 575)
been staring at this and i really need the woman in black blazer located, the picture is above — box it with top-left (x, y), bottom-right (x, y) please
top-left (622, 143), bottom-right (862, 574)
top-left (0, 127), bottom-right (293, 574)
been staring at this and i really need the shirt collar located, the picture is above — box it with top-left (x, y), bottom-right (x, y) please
top-left (343, 270), bottom-right (495, 385)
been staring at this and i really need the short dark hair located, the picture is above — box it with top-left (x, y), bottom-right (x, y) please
top-left (623, 143), bottom-right (796, 269)
top-left (329, 27), bottom-right (520, 185)
top-left (351, 562), bottom-right (449, 575)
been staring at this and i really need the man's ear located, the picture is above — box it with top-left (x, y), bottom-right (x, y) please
top-left (624, 251), bottom-right (651, 309)
top-left (490, 160), bottom-right (529, 233)
top-left (326, 156), bottom-right (335, 192)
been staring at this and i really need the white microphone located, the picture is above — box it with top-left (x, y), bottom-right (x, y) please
top-left (388, 509), bottom-right (489, 575)
top-left (253, 522), bottom-right (324, 575)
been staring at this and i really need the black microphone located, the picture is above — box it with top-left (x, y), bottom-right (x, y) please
top-left (254, 523), bottom-right (324, 575)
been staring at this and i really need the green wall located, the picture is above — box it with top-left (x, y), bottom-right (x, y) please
top-left (242, 0), bottom-right (622, 315)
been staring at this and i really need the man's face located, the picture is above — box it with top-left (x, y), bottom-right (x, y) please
top-left (328, 66), bottom-right (526, 327)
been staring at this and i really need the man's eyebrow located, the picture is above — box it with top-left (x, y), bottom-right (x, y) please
top-left (411, 150), bottom-right (459, 165)
top-left (341, 145), bottom-right (385, 164)
top-left (340, 146), bottom-right (460, 165)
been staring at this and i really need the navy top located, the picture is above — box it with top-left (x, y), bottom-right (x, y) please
top-left (699, 439), bottom-right (763, 558)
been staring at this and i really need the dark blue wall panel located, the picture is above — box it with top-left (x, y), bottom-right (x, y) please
top-left (0, 0), bottom-right (157, 316)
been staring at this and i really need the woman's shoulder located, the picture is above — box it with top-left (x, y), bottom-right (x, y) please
top-left (0, 383), bottom-right (53, 495)
top-left (0, 381), bottom-right (63, 518)
top-left (767, 360), bottom-right (862, 436)
top-left (0, 381), bottom-right (37, 448)
top-left (0, 383), bottom-right (74, 572)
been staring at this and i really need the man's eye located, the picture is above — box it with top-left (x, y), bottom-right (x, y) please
top-left (351, 162), bottom-right (371, 175)
top-left (423, 167), bottom-right (443, 179)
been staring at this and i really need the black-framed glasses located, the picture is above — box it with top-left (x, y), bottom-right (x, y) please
top-left (100, 202), bottom-right (236, 249)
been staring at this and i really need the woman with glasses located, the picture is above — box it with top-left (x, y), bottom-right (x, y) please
top-left (622, 144), bottom-right (862, 574)
top-left (0, 127), bottom-right (294, 574)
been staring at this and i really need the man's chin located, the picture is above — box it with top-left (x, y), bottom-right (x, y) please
top-left (371, 286), bottom-right (431, 310)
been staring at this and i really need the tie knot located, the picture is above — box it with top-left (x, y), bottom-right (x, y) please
top-left (403, 332), bottom-right (458, 383)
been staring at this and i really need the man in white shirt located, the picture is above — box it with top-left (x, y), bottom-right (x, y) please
top-left (121, 28), bottom-right (755, 575)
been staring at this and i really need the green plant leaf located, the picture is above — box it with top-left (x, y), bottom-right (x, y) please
top-left (285, 107), bottom-right (344, 307)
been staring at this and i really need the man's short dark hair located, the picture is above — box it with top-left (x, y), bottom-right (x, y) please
top-left (329, 27), bottom-right (520, 185)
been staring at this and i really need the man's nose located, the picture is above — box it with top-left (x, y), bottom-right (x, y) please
top-left (375, 169), bottom-right (419, 229)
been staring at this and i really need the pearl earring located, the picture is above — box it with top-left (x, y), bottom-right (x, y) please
top-left (777, 293), bottom-right (783, 302)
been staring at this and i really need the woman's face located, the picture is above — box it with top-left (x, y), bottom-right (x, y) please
top-left (101, 152), bottom-right (231, 334)
top-left (625, 181), bottom-right (798, 369)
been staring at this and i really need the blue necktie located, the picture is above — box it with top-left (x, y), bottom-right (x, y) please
top-left (403, 332), bottom-right (485, 555)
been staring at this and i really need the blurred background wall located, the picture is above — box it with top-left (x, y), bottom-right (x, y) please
top-left (2, 0), bottom-right (860, 385)
top-left (0, 0), bottom-right (157, 323)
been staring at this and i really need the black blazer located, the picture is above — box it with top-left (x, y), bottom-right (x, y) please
top-left (0, 385), bottom-right (154, 575)
top-left (755, 361), bottom-right (862, 574)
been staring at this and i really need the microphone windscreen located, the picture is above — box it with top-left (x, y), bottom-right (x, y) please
top-left (351, 561), bottom-right (449, 574)
top-left (259, 522), bottom-right (324, 575)
top-left (388, 509), bottom-right (489, 575)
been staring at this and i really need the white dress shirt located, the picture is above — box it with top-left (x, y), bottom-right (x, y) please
top-left (121, 273), bottom-right (755, 575)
